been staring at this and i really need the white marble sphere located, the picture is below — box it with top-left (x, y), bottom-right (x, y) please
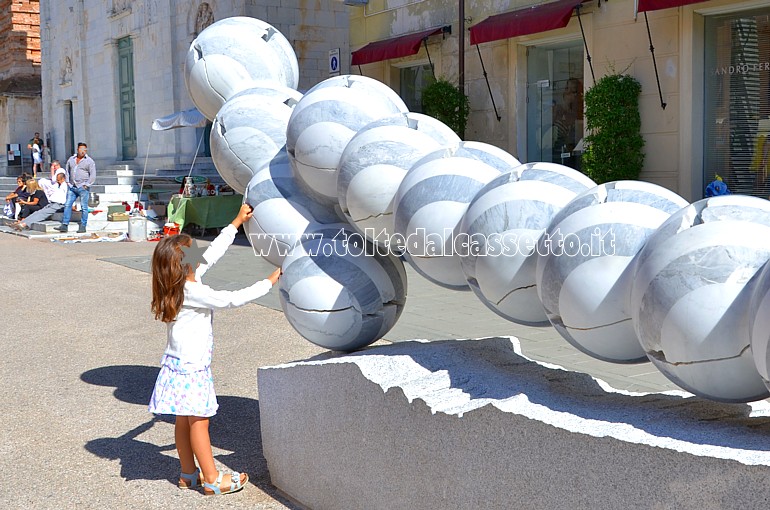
top-left (243, 151), bottom-right (343, 267)
top-left (211, 87), bottom-right (298, 194)
top-left (237, 80), bottom-right (304, 106)
top-left (393, 141), bottom-right (520, 290)
top-left (279, 224), bottom-right (408, 351)
top-left (459, 163), bottom-right (596, 325)
top-left (631, 195), bottom-right (770, 402)
top-left (749, 258), bottom-right (770, 392)
top-left (185, 17), bottom-right (299, 121)
top-left (286, 75), bottom-right (408, 202)
top-left (536, 180), bottom-right (689, 364)
top-left (337, 112), bottom-right (460, 245)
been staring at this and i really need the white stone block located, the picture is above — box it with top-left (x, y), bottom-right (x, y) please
top-left (259, 337), bottom-right (770, 510)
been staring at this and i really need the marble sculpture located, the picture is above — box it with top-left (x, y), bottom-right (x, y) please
top-left (535, 181), bottom-right (690, 364)
top-left (392, 142), bottom-right (520, 289)
top-left (459, 162), bottom-right (596, 326)
top-left (185, 16), bottom-right (299, 121)
top-left (243, 150), bottom-right (342, 267)
top-left (286, 75), bottom-right (409, 203)
top-left (278, 224), bottom-right (408, 351)
top-left (337, 112), bottom-right (460, 244)
top-left (210, 87), bottom-right (298, 194)
top-left (631, 195), bottom-right (770, 402)
top-left (186, 17), bottom-right (770, 403)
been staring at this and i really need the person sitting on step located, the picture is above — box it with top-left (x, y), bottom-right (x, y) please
top-left (4, 174), bottom-right (30, 219)
top-left (14, 169), bottom-right (69, 231)
top-left (17, 179), bottom-right (48, 221)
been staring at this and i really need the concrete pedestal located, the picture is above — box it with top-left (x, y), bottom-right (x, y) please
top-left (258, 337), bottom-right (770, 510)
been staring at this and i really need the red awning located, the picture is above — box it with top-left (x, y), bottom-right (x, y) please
top-left (351, 27), bottom-right (447, 66)
top-left (637, 0), bottom-right (709, 12)
top-left (470, 0), bottom-right (583, 45)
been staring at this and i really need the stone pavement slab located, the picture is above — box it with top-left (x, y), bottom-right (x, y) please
top-left (0, 233), bottom-right (321, 510)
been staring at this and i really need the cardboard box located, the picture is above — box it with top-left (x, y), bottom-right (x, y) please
top-left (108, 212), bottom-right (129, 222)
top-left (108, 205), bottom-right (126, 216)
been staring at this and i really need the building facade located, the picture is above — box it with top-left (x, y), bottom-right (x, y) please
top-left (0, 0), bottom-right (41, 176)
top-left (347, 0), bottom-right (770, 202)
top-left (40, 0), bottom-right (349, 173)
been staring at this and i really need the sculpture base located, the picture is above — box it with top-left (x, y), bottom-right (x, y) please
top-left (258, 337), bottom-right (770, 510)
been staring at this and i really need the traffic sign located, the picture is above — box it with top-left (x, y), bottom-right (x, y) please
top-left (329, 48), bottom-right (340, 75)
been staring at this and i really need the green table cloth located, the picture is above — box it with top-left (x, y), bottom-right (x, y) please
top-left (167, 194), bottom-right (243, 231)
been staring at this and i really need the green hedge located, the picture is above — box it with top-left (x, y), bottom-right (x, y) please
top-left (421, 78), bottom-right (470, 139)
top-left (582, 74), bottom-right (644, 184)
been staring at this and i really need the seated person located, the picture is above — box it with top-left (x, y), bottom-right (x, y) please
top-left (4, 174), bottom-right (30, 219)
top-left (18, 179), bottom-right (49, 220)
top-left (14, 170), bottom-right (69, 231)
top-left (49, 159), bottom-right (63, 181)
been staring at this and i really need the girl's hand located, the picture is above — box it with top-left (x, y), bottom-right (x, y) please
top-left (231, 204), bottom-right (254, 229)
top-left (267, 267), bottom-right (282, 285)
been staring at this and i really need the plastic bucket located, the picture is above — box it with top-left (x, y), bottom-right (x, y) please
top-left (163, 222), bottom-right (180, 236)
top-left (128, 214), bottom-right (147, 241)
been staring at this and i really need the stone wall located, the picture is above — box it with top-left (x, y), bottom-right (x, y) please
top-left (0, 0), bottom-right (40, 79)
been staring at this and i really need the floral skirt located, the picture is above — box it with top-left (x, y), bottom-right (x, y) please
top-left (148, 354), bottom-right (218, 417)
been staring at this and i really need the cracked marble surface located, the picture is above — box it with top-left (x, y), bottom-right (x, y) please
top-left (536, 181), bottom-right (689, 364)
top-left (631, 196), bottom-right (770, 402)
top-left (279, 225), bottom-right (407, 351)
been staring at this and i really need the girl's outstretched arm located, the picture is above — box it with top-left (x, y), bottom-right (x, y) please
top-left (185, 266), bottom-right (281, 309)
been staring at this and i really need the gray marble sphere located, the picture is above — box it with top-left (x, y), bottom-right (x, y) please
top-left (460, 162), bottom-right (596, 325)
top-left (536, 180), bottom-right (689, 364)
top-left (631, 195), bottom-right (770, 402)
top-left (393, 141), bottom-right (520, 290)
top-left (211, 87), bottom-right (298, 194)
top-left (279, 224), bottom-right (408, 351)
top-left (337, 112), bottom-right (460, 245)
top-left (185, 16), bottom-right (299, 120)
top-left (286, 75), bottom-right (408, 202)
top-left (750, 257), bottom-right (770, 393)
top-left (243, 151), bottom-right (342, 267)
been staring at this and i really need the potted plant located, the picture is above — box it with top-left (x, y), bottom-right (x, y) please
top-left (582, 73), bottom-right (644, 184)
top-left (421, 78), bottom-right (470, 139)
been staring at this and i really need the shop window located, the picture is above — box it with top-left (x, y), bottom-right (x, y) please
top-left (399, 64), bottom-right (435, 113)
top-left (704, 10), bottom-right (770, 198)
top-left (526, 41), bottom-right (584, 171)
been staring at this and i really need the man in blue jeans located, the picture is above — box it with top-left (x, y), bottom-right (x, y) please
top-left (58, 142), bottom-right (96, 233)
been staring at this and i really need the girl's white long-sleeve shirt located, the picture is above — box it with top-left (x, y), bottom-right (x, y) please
top-left (163, 224), bottom-right (273, 368)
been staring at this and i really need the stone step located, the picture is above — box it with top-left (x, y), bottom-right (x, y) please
top-left (0, 165), bottom-right (229, 198)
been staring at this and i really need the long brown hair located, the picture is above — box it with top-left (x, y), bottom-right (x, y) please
top-left (151, 234), bottom-right (194, 322)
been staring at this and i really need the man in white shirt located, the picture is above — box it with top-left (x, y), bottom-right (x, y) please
top-left (14, 164), bottom-right (70, 230)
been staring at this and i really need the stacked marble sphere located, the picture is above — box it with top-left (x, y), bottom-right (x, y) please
top-left (184, 18), bottom-right (770, 403)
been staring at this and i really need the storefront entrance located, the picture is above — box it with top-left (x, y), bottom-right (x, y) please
top-left (526, 40), bottom-right (584, 170)
top-left (704, 8), bottom-right (770, 198)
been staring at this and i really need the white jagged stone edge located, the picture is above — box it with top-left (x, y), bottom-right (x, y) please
top-left (266, 336), bottom-right (770, 466)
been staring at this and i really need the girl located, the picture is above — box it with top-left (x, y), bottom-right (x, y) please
top-left (31, 138), bottom-right (42, 178)
top-left (149, 204), bottom-right (281, 496)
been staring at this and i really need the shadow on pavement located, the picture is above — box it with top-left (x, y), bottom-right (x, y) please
top-left (81, 365), bottom-right (299, 507)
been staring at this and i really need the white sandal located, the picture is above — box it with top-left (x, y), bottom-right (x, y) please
top-left (203, 470), bottom-right (248, 495)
